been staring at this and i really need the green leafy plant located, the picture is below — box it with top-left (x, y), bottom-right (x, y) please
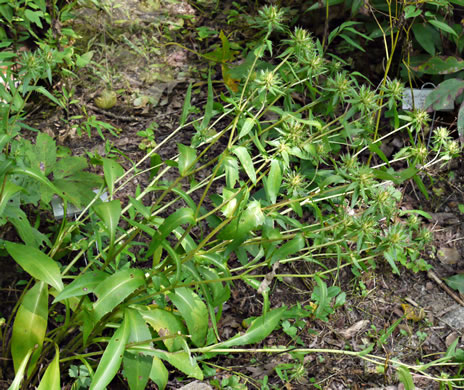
top-left (2, 4), bottom-right (463, 389)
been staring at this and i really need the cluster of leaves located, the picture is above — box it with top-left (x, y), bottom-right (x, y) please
top-left (1, 3), bottom-right (464, 390)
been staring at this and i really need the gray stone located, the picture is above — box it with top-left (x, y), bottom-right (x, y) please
top-left (437, 247), bottom-right (461, 265)
top-left (442, 305), bottom-right (464, 330)
top-left (178, 381), bottom-right (213, 390)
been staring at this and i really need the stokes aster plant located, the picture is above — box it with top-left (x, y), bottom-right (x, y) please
top-left (2, 4), bottom-right (464, 390)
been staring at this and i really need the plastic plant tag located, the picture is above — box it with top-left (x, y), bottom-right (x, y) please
top-left (402, 88), bottom-right (454, 111)
top-left (51, 190), bottom-right (109, 219)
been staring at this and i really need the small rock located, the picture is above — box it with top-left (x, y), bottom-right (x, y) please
top-left (437, 247), bottom-right (461, 265)
top-left (445, 331), bottom-right (459, 347)
top-left (425, 282), bottom-right (434, 290)
top-left (442, 306), bottom-right (464, 330)
top-left (178, 381), bottom-right (213, 390)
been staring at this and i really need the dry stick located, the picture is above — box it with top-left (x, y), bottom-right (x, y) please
top-left (427, 270), bottom-right (464, 306)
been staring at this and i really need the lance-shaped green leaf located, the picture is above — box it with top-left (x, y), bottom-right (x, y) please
top-left (313, 276), bottom-right (329, 321)
top-left (11, 281), bottom-right (48, 376)
top-left (425, 78), bottom-right (464, 111)
top-left (177, 144), bottom-right (196, 176)
top-left (265, 159), bottom-right (281, 204)
top-left (0, 180), bottom-right (22, 216)
top-left (397, 366), bottom-right (414, 390)
top-left (103, 158), bottom-right (124, 198)
top-left (140, 308), bottom-right (186, 352)
top-left (5, 242), bottom-right (63, 291)
top-left (11, 166), bottom-right (67, 201)
top-left (413, 56), bottom-right (464, 75)
top-left (90, 312), bottom-right (130, 390)
top-left (233, 146), bottom-right (256, 183)
top-left (123, 309), bottom-right (152, 390)
top-left (148, 208), bottom-right (195, 254)
top-left (37, 344), bottom-right (60, 390)
top-left (428, 19), bottom-right (457, 37)
top-left (152, 351), bottom-right (203, 380)
top-left (53, 271), bottom-right (109, 303)
top-left (92, 269), bottom-right (146, 323)
top-left (8, 348), bottom-right (33, 390)
top-left (220, 306), bottom-right (286, 348)
top-left (268, 234), bottom-right (305, 265)
top-left (168, 287), bottom-right (208, 347)
top-left (150, 357), bottom-right (168, 390)
top-left (123, 352), bottom-right (151, 390)
top-left (239, 117), bottom-right (255, 139)
top-left (93, 199), bottom-right (121, 249)
top-left (223, 156), bottom-right (239, 188)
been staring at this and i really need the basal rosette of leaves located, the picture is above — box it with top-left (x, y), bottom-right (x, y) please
top-left (2, 7), bottom-right (463, 390)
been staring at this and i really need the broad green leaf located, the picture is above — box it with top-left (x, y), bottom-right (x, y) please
top-left (198, 266), bottom-right (229, 306)
top-left (397, 366), bottom-right (415, 390)
top-left (412, 174), bottom-right (429, 199)
top-left (153, 351), bottom-right (203, 380)
top-left (404, 5), bottom-right (421, 19)
top-left (412, 23), bottom-right (437, 56)
top-left (103, 158), bottom-right (124, 198)
top-left (11, 282), bottom-right (48, 376)
top-left (53, 271), bottom-right (109, 302)
top-left (168, 287), bottom-right (208, 347)
top-left (11, 166), bottom-right (67, 201)
top-left (425, 78), bottom-right (464, 111)
top-left (233, 146), bottom-right (256, 184)
top-left (5, 242), bottom-right (63, 291)
top-left (28, 133), bottom-right (56, 175)
top-left (445, 274), bottom-right (464, 293)
top-left (0, 181), bottom-right (22, 215)
top-left (265, 159), bottom-right (281, 203)
top-left (339, 33), bottom-right (364, 52)
top-left (412, 56), bottom-right (464, 75)
top-left (239, 117), bottom-right (255, 139)
top-left (123, 309), bottom-right (152, 390)
top-left (221, 188), bottom-right (238, 218)
top-left (150, 357), bottom-right (168, 390)
top-left (37, 345), bottom-right (60, 390)
top-left (90, 313), bottom-right (130, 390)
top-left (8, 211), bottom-right (49, 248)
top-left (123, 352), bottom-right (151, 390)
top-left (34, 86), bottom-right (65, 108)
top-left (313, 276), bottom-right (329, 321)
top-left (223, 156), bottom-right (239, 188)
top-left (177, 144), bottom-right (196, 176)
top-left (268, 234), bottom-right (305, 265)
top-left (182, 262), bottom-right (221, 341)
top-left (24, 9), bottom-right (43, 28)
top-left (240, 200), bottom-right (265, 231)
top-left (140, 308), bottom-right (186, 352)
top-left (368, 142), bottom-right (388, 164)
top-left (8, 349), bottom-right (33, 390)
top-left (126, 308), bottom-right (153, 345)
top-left (428, 19), bottom-right (457, 37)
top-left (399, 209), bottom-right (432, 220)
top-left (384, 248), bottom-right (400, 275)
top-left (93, 199), bottom-right (121, 248)
top-left (149, 208), bottom-right (195, 254)
top-left (76, 50), bottom-right (94, 68)
top-left (92, 269), bottom-right (146, 323)
top-left (52, 156), bottom-right (103, 207)
top-left (220, 306), bottom-right (286, 348)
